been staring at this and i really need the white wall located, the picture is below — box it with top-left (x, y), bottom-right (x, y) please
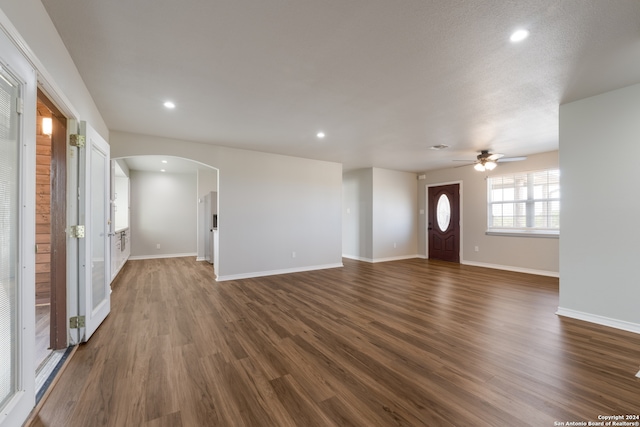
top-left (418, 151), bottom-right (559, 275)
top-left (342, 167), bottom-right (418, 262)
top-left (129, 170), bottom-right (197, 258)
top-left (110, 131), bottom-right (344, 280)
top-left (559, 83), bottom-right (640, 332)
top-left (342, 169), bottom-right (373, 260)
top-left (372, 168), bottom-right (418, 260)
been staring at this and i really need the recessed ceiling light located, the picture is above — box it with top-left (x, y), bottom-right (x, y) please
top-left (160, 169), bottom-right (166, 172)
top-left (316, 132), bottom-right (325, 139)
top-left (161, 160), bottom-right (168, 164)
top-left (510, 29), bottom-right (529, 43)
top-left (163, 101), bottom-right (176, 109)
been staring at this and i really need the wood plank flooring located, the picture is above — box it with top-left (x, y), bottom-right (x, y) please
top-left (30, 257), bottom-right (640, 426)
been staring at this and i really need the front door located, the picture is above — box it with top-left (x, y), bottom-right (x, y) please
top-left (78, 122), bottom-right (111, 341)
top-left (428, 184), bottom-right (460, 263)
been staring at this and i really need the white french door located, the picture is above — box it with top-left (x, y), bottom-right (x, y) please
top-left (78, 122), bottom-right (111, 341)
top-left (0, 27), bottom-right (37, 427)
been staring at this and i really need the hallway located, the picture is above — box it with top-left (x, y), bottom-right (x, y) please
top-left (30, 257), bottom-right (640, 426)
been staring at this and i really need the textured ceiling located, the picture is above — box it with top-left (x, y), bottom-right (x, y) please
top-left (41, 0), bottom-right (640, 172)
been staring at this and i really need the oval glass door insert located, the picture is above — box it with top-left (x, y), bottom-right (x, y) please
top-left (436, 194), bottom-right (451, 232)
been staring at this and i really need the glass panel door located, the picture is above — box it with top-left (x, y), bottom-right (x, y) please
top-left (0, 60), bottom-right (20, 414)
top-left (79, 122), bottom-right (110, 341)
top-left (0, 28), bottom-right (37, 427)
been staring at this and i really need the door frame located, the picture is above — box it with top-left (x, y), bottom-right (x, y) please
top-left (0, 11), bottom-right (84, 346)
top-left (426, 181), bottom-right (463, 262)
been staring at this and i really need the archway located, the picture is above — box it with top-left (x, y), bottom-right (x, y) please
top-left (110, 155), bottom-right (220, 278)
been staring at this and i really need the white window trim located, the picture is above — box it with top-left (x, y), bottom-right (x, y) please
top-left (486, 228), bottom-right (559, 238)
top-left (486, 168), bottom-right (560, 237)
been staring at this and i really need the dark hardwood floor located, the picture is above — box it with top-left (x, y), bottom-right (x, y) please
top-left (30, 257), bottom-right (640, 426)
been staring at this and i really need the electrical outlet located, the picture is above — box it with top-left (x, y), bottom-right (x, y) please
top-left (156, 244), bottom-right (161, 249)
top-left (474, 246), bottom-right (479, 252)
top-left (393, 242), bottom-right (397, 248)
top-left (292, 251), bottom-right (296, 258)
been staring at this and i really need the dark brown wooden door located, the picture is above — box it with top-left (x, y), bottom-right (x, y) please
top-left (38, 89), bottom-right (68, 350)
top-left (428, 184), bottom-right (460, 263)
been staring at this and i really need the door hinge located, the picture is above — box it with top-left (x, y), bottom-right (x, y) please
top-left (70, 316), bottom-right (85, 329)
top-left (16, 98), bottom-right (23, 114)
top-left (70, 225), bottom-right (85, 238)
top-left (69, 134), bottom-right (86, 147)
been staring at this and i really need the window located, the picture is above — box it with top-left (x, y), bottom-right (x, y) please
top-left (487, 169), bottom-right (559, 236)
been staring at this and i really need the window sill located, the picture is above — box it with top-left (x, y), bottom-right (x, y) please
top-left (486, 229), bottom-right (559, 238)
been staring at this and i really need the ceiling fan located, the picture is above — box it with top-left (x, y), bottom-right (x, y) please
top-left (454, 150), bottom-right (527, 171)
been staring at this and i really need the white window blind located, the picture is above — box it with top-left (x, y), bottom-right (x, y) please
top-left (0, 66), bottom-right (20, 411)
top-left (487, 169), bottom-right (560, 236)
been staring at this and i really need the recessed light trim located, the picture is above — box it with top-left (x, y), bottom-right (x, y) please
top-left (163, 101), bottom-right (176, 109)
top-left (510, 29), bottom-right (529, 43)
top-left (316, 132), bottom-right (326, 139)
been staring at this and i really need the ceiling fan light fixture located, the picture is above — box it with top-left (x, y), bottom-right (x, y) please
top-left (485, 160), bottom-right (497, 170)
top-left (474, 163), bottom-right (486, 172)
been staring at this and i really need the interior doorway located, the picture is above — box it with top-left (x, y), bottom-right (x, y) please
top-left (35, 90), bottom-right (67, 371)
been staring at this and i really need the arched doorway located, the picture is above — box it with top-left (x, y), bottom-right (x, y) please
top-left (110, 156), bottom-right (220, 279)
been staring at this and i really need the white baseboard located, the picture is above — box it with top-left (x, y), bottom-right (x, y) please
top-left (216, 263), bottom-right (343, 282)
top-left (342, 254), bottom-right (373, 262)
top-left (128, 252), bottom-right (197, 261)
top-left (109, 257), bottom-right (129, 284)
top-left (195, 257), bottom-right (206, 262)
top-left (343, 255), bottom-right (558, 277)
top-left (556, 307), bottom-right (640, 335)
top-left (342, 254), bottom-right (421, 263)
top-left (461, 260), bottom-right (559, 278)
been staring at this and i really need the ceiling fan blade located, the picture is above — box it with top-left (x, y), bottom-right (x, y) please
top-left (497, 156), bottom-right (527, 162)
top-left (452, 160), bottom-right (475, 162)
top-left (487, 153), bottom-right (504, 160)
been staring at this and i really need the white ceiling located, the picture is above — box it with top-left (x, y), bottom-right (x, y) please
top-left (41, 0), bottom-right (640, 172)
